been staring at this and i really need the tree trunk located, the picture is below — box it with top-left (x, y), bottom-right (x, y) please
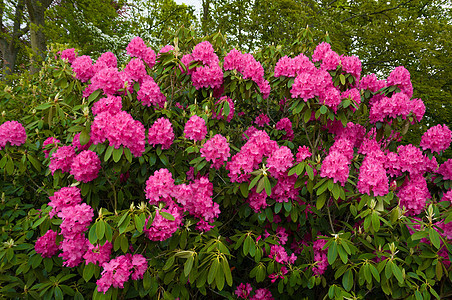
top-left (0, 0), bottom-right (26, 79)
top-left (26, 0), bottom-right (52, 73)
top-left (202, 0), bottom-right (210, 36)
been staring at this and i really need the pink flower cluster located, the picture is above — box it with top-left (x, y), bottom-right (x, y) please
top-left (148, 117), bottom-right (174, 149)
top-left (72, 133), bottom-right (92, 152)
top-left (312, 239), bottom-right (328, 276)
top-left (398, 175), bottom-right (430, 215)
top-left (420, 124), bottom-right (452, 153)
top-left (69, 150), bottom-right (101, 183)
top-left (35, 229), bottom-right (59, 258)
top-left (274, 53), bottom-right (315, 77)
top-left (387, 66), bottom-right (413, 98)
top-left (340, 55), bottom-right (362, 81)
top-left (269, 245), bottom-right (297, 264)
top-left (182, 41), bottom-right (223, 90)
top-left (254, 113), bottom-right (270, 127)
top-left (71, 55), bottom-right (94, 82)
top-left (290, 67), bottom-right (341, 111)
top-left (84, 241), bottom-right (112, 266)
top-left (91, 110), bottom-right (145, 157)
top-left (438, 159), bottom-right (452, 180)
top-left (145, 168), bottom-right (221, 235)
top-left (272, 174), bottom-right (300, 203)
top-left (184, 115), bottom-right (207, 141)
top-left (176, 177), bottom-right (220, 224)
top-left (369, 92), bottom-right (425, 123)
top-left (92, 95), bottom-right (122, 116)
top-left (137, 76), bottom-right (166, 109)
top-left (248, 188), bottom-right (268, 212)
top-left (97, 253), bottom-right (148, 293)
top-left (275, 118), bottom-right (294, 141)
top-left (227, 130), bottom-right (278, 183)
top-left (144, 203), bottom-right (183, 241)
top-left (145, 168), bottom-right (175, 205)
top-left (296, 145), bottom-right (312, 162)
top-left (212, 96), bottom-right (235, 122)
top-left (235, 284), bottom-right (274, 300)
top-left (49, 145), bottom-right (76, 175)
top-left (48, 186), bottom-right (82, 218)
top-left (359, 73), bottom-right (386, 93)
top-left (126, 36), bottom-right (156, 68)
top-left (224, 49), bottom-right (271, 99)
top-left (60, 48), bottom-right (77, 63)
top-left (267, 146), bottom-right (293, 177)
top-left (42, 137), bottom-right (60, 158)
top-left (200, 134), bottom-right (231, 169)
top-left (123, 58), bottom-right (147, 84)
top-left (0, 121), bottom-right (27, 149)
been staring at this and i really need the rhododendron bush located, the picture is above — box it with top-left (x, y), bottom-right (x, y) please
top-left (1, 28), bottom-right (452, 300)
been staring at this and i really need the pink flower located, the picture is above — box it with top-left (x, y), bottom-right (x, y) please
top-left (296, 145), bottom-right (311, 162)
top-left (91, 111), bottom-right (146, 157)
top-left (272, 174), bottom-right (299, 203)
top-left (359, 73), bottom-right (386, 93)
top-left (123, 58), bottom-right (147, 84)
top-left (438, 159), bottom-right (452, 180)
top-left (235, 283), bottom-right (253, 299)
top-left (398, 175), bottom-right (430, 215)
top-left (70, 150), bottom-right (101, 183)
top-left (159, 45), bottom-right (174, 54)
top-left (397, 144), bottom-right (428, 175)
top-left (175, 177), bottom-right (220, 223)
top-left (42, 137), bottom-right (60, 158)
top-left (35, 229), bottom-right (59, 258)
top-left (387, 66), bottom-right (413, 98)
top-left (184, 115), bottom-right (207, 141)
top-left (72, 133), bottom-right (92, 152)
top-left (144, 203), bottom-right (183, 241)
top-left (420, 124), bottom-right (452, 154)
top-left (48, 186), bottom-right (82, 218)
top-left (320, 150), bottom-right (349, 185)
top-left (148, 117), bottom-right (174, 149)
top-left (275, 118), bottom-right (294, 141)
top-left (97, 255), bottom-right (133, 293)
top-left (312, 42), bottom-right (332, 62)
top-left (93, 52), bottom-right (117, 73)
top-left (250, 288), bottom-right (274, 300)
top-left (312, 239), bottom-right (328, 276)
top-left (254, 113), bottom-right (270, 127)
top-left (60, 48), bottom-right (77, 63)
top-left (340, 55), bottom-right (362, 81)
top-left (90, 67), bottom-right (123, 96)
top-left (248, 188), bottom-right (268, 212)
top-left (137, 77), bottom-right (166, 109)
top-left (71, 55), bottom-right (94, 82)
top-left (267, 146), bottom-right (293, 177)
top-left (357, 156), bottom-right (389, 197)
top-left (145, 168), bottom-right (175, 205)
top-left (212, 96), bottom-right (235, 122)
top-left (59, 233), bottom-right (88, 267)
top-left (0, 121), bottom-right (27, 149)
top-left (274, 54), bottom-right (315, 77)
top-left (59, 203), bottom-right (94, 238)
top-left (130, 254), bottom-right (148, 280)
top-left (49, 146), bottom-right (76, 175)
top-left (84, 241), bottom-right (112, 267)
top-left (126, 37), bottom-right (156, 68)
top-left (92, 95), bottom-right (122, 116)
top-left (200, 134), bottom-right (231, 169)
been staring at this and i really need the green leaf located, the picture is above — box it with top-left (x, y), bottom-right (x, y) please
top-left (163, 256), bottom-right (175, 271)
top-left (160, 211), bottom-right (175, 221)
top-left (340, 74), bottom-right (346, 85)
top-left (327, 242), bottom-right (338, 265)
top-left (113, 147), bottom-right (122, 163)
top-left (104, 146), bottom-right (114, 162)
top-left (208, 259), bottom-right (219, 285)
top-left (79, 128), bottom-right (90, 146)
top-left (124, 147), bottom-right (133, 163)
top-left (27, 154), bottom-right (42, 172)
top-left (342, 269), bottom-right (353, 291)
top-left (143, 271), bottom-right (152, 290)
top-left (120, 234), bottom-right (128, 253)
top-left (306, 165), bottom-right (314, 180)
top-left (5, 157), bottom-right (14, 175)
top-left (263, 176), bottom-right (272, 196)
top-left (88, 89), bottom-right (101, 103)
top-left (83, 263), bottom-right (95, 282)
top-left (88, 223), bottom-right (98, 245)
top-left (429, 228), bottom-right (441, 249)
top-left (391, 263), bottom-right (404, 284)
top-left (316, 193), bottom-right (327, 210)
top-left (54, 286), bottom-right (63, 300)
top-left (248, 174), bottom-right (262, 190)
top-left (274, 202), bottom-right (282, 214)
top-left (222, 258), bottom-right (233, 287)
top-left (184, 255), bottom-right (194, 277)
top-left (223, 101), bottom-right (230, 117)
top-left (369, 263), bottom-right (380, 282)
top-left (96, 221), bottom-right (105, 241)
top-left (372, 212), bottom-right (380, 232)
top-left (320, 105), bottom-right (328, 114)
top-left (240, 182), bottom-right (249, 198)
top-left (32, 215), bottom-right (47, 228)
top-left (134, 214), bottom-right (145, 232)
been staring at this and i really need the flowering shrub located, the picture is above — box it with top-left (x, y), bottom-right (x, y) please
top-left (1, 28), bottom-right (452, 300)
